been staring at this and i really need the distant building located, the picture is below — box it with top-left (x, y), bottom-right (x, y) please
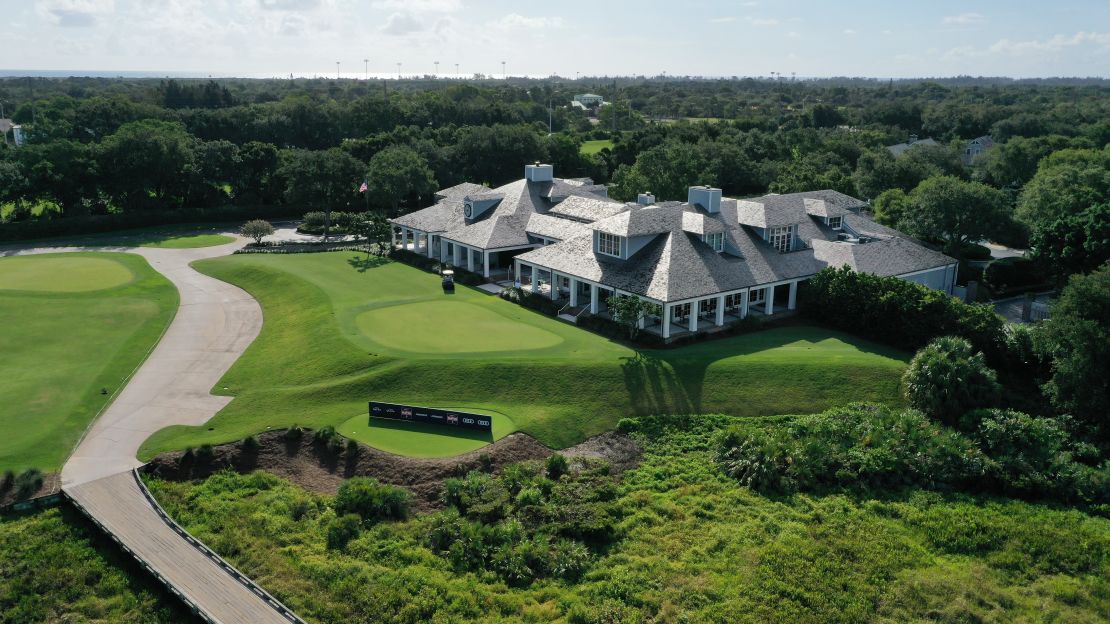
top-left (0, 119), bottom-right (23, 147)
top-left (962, 135), bottom-right (994, 165)
top-left (886, 134), bottom-right (939, 157)
top-left (573, 93), bottom-right (605, 107)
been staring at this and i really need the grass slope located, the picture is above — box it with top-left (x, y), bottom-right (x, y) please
top-left (15, 223), bottom-right (235, 249)
top-left (144, 419), bottom-right (1110, 623)
top-left (0, 507), bottom-right (196, 622)
top-left (0, 252), bottom-right (178, 471)
top-left (140, 252), bottom-right (907, 458)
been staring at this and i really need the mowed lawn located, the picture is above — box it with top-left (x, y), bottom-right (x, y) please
top-left (140, 252), bottom-right (908, 459)
top-left (0, 253), bottom-right (178, 472)
top-left (13, 223), bottom-right (236, 249)
top-left (580, 139), bottom-right (615, 155)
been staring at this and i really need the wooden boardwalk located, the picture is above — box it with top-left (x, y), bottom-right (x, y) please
top-left (66, 471), bottom-right (303, 624)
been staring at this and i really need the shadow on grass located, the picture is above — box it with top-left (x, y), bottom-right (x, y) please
top-left (366, 417), bottom-right (494, 444)
top-left (346, 254), bottom-right (391, 273)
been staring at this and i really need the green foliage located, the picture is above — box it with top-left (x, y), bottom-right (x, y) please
top-left (0, 507), bottom-right (192, 622)
top-left (1030, 202), bottom-right (1110, 280)
top-left (903, 336), bottom-right (1002, 426)
top-left (365, 145), bottom-right (437, 214)
top-left (334, 477), bottom-right (411, 524)
top-left (546, 453), bottom-right (569, 480)
top-left (604, 295), bottom-right (660, 339)
top-left (718, 404), bottom-right (986, 493)
top-left (983, 256), bottom-right (1048, 294)
top-left (1034, 266), bottom-right (1110, 443)
top-left (325, 513), bottom-right (362, 550)
top-left (239, 218), bottom-right (274, 244)
top-left (799, 266), bottom-right (1007, 363)
top-left (870, 187), bottom-right (908, 226)
top-left (902, 175), bottom-right (1012, 254)
top-left (13, 469), bottom-right (44, 500)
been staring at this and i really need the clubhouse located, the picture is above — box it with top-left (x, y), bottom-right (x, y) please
top-left (391, 164), bottom-right (957, 339)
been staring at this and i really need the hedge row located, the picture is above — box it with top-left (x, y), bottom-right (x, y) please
top-left (798, 266), bottom-right (1007, 363)
top-left (0, 204), bottom-right (295, 242)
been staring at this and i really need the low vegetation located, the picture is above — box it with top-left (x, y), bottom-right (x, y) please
top-left (145, 412), bottom-right (1110, 623)
top-left (0, 506), bottom-right (194, 622)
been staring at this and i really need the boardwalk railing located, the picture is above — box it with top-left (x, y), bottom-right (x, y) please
top-left (65, 470), bottom-right (308, 624)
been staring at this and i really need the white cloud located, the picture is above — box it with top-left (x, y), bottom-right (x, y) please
top-left (258, 0), bottom-right (321, 10)
top-left (944, 31), bottom-right (1110, 60)
top-left (787, 31), bottom-right (799, 38)
top-left (747, 17), bottom-right (779, 27)
top-left (843, 28), bottom-right (856, 35)
top-left (489, 13), bottom-right (564, 30)
top-left (36, 0), bottom-right (114, 27)
top-left (381, 11), bottom-right (424, 35)
top-left (372, 0), bottom-right (460, 11)
top-left (943, 12), bottom-right (985, 26)
top-left (710, 16), bottom-right (737, 24)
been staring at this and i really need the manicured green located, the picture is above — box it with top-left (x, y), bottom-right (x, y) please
top-left (0, 252), bottom-right (178, 471)
top-left (338, 407), bottom-right (516, 457)
top-left (18, 223), bottom-right (236, 249)
top-left (580, 139), bottom-right (614, 155)
top-left (144, 416), bottom-right (1110, 623)
top-left (140, 252), bottom-right (907, 458)
top-left (0, 507), bottom-right (195, 622)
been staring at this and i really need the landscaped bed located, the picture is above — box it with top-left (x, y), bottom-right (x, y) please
top-left (139, 251), bottom-right (909, 459)
top-left (0, 252), bottom-right (178, 472)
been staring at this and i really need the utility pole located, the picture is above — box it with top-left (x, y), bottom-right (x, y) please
top-left (455, 63), bottom-right (459, 78)
top-left (547, 98), bottom-right (553, 134)
top-left (396, 62), bottom-right (402, 79)
top-left (434, 60), bottom-right (439, 77)
top-left (501, 60), bottom-right (506, 79)
top-left (336, 61), bottom-right (340, 79)
top-left (364, 58), bottom-right (369, 80)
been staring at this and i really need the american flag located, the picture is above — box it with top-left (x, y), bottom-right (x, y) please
top-left (358, 181), bottom-right (368, 193)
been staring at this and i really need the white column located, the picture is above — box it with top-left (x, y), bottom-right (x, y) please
top-left (741, 290), bottom-right (749, 319)
top-left (513, 259), bottom-right (521, 287)
top-left (550, 271), bottom-right (559, 300)
top-left (715, 294), bottom-right (726, 326)
top-left (452, 242), bottom-right (461, 266)
top-left (466, 247), bottom-right (474, 272)
top-left (662, 304), bottom-right (671, 339)
top-left (688, 301), bottom-right (698, 332)
top-left (425, 233), bottom-right (433, 257)
top-left (440, 237), bottom-right (448, 261)
top-left (637, 313), bottom-right (645, 329)
top-left (569, 278), bottom-right (579, 307)
top-left (393, 227), bottom-right (400, 247)
top-left (589, 283), bottom-right (599, 314)
top-left (788, 281), bottom-right (798, 310)
top-left (483, 251), bottom-right (490, 278)
top-left (765, 286), bottom-right (775, 315)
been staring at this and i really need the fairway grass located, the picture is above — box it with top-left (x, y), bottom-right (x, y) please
top-left (15, 223), bottom-right (235, 249)
top-left (0, 253), bottom-right (178, 472)
top-left (581, 139), bottom-right (615, 155)
top-left (140, 252), bottom-right (908, 459)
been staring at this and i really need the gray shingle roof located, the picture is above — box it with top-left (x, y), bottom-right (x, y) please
top-left (887, 137), bottom-right (939, 157)
top-left (734, 198), bottom-right (807, 228)
top-left (811, 237), bottom-right (954, 276)
top-left (391, 201), bottom-right (466, 233)
top-left (447, 215), bottom-right (532, 249)
top-left (590, 204), bottom-right (725, 237)
top-left (435, 182), bottom-right (487, 203)
top-left (525, 213), bottom-right (590, 241)
top-left (546, 195), bottom-right (629, 222)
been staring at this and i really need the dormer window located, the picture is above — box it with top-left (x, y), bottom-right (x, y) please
top-left (597, 232), bottom-right (623, 257)
top-left (703, 232), bottom-right (724, 252)
top-left (827, 216), bottom-right (842, 230)
top-left (463, 202), bottom-right (473, 218)
top-left (768, 224), bottom-right (797, 253)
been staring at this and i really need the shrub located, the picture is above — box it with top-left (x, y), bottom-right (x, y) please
top-left (983, 257), bottom-right (1048, 294)
top-left (0, 470), bottom-right (13, 493)
top-left (334, 477), bottom-right (411, 523)
top-left (546, 453), bottom-right (569, 480)
top-left (239, 219), bottom-right (274, 245)
top-left (284, 426), bottom-right (304, 441)
top-left (241, 435), bottom-right (259, 451)
top-left (195, 444), bottom-right (215, 464)
top-left (313, 425), bottom-right (337, 444)
top-left (959, 242), bottom-right (993, 261)
top-left (14, 469), bottom-right (44, 500)
top-left (903, 336), bottom-right (1002, 426)
top-left (325, 513), bottom-right (362, 550)
top-left (616, 418), bottom-right (640, 433)
top-left (716, 404), bottom-right (986, 494)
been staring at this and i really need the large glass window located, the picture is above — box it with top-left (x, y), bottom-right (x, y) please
top-left (768, 224), bottom-right (796, 253)
top-left (703, 232), bottom-right (724, 252)
top-left (598, 232), bottom-right (622, 257)
top-left (749, 288), bottom-right (767, 304)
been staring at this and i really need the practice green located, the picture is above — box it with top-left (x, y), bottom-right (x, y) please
top-left (140, 252), bottom-right (908, 459)
top-left (0, 253), bottom-right (177, 472)
top-left (0, 256), bottom-right (134, 292)
top-left (339, 407), bottom-right (516, 457)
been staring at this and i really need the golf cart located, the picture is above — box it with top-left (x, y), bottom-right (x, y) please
top-left (441, 269), bottom-right (455, 293)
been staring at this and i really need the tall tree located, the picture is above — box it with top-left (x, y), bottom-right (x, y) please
top-left (277, 147), bottom-right (365, 240)
top-left (365, 145), bottom-right (437, 216)
top-left (902, 175), bottom-right (1010, 257)
top-left (96, 120), bottom-right (194, 210)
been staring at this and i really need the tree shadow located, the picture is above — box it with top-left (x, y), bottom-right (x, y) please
top-left (620, 351), bottom-right (699, 415)
top-left (346, 254), bottom-right (391, 273)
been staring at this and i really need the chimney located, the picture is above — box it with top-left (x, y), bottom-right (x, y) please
top-left (687, 186), bottom-right (722, 214)
top-left (525, 162), bottom-right (554, 182)
top-left (637, 192), bottom-right (655, 206)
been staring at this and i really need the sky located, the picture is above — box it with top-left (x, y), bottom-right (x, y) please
top-left (1, 0), bottom-right (1108, 78)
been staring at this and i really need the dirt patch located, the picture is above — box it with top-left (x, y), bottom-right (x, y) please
top-left (143, 429), bottom-right (641, 512)
top-left (0, 471), bottom-right (61, 511)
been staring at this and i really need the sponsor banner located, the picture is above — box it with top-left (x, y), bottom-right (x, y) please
top-left (369, 401), bottom-right (492, 432)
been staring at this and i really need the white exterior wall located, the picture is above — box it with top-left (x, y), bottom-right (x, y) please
top-left (897, 264), bottom-right (957, 295)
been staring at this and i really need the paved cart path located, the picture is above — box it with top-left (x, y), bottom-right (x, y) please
top-left (3, 239), bottom-right (302, 623)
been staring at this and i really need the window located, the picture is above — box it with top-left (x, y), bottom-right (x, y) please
top-left (598, 232), bottom-right (622, 257)
top-left (749, 288), bottom-right (766, 304)
top-left (671, 302), bottom-right (691, 322)
top-left (768, 224), bottom-right (796, 253)
top-left (725, 292), bottom-right (743, 311)
top-left (703, 232), bottom-right (724, 252)
top-left (827, 216), bottom-right (842, 230)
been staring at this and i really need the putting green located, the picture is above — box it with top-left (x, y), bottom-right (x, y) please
top-left (355, 300), bottom-right (564, 353)
top-left (0, 256), bottom-right (134, 292)
top-left (339, 408), bottom-right (516, 457)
